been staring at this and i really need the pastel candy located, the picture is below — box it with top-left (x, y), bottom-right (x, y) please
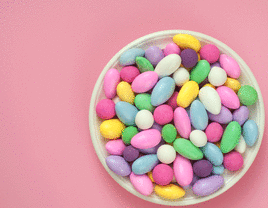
top-left (123, 145), bottom-right (139, 162)
top-left (201, 142), bottom-right (223, 166)
top-left (174, 107), bottom-right (191, 138)
top-left (190, 60), bottom-right (210, 84)
top-left (96, 99), bottom-right (116, 120)
top-left (238, 85), bottom-right (258, 106)
top-left (193, 175), bottom-right (224, 196)
top-left (180, 49), bottom-right (198, 68)
top-left (173, 34), bottom-right (201, 52)
top-left (243, 120), bottom-right (258, 146)
top-left (131, 129), bottom-right (161, 149)
top-left (157, 144), bottom-right (176, 164)
top-left (100, 119), bottom-right (125, 139)
top-left (224, 78), bottom-right (241, 93)
top-left (115, 101), bottom-right (138, 126)
top-left (145, 46), bottom-right (164, 66)
top-left (190, 100), bottom-right (208, 130)
top-left (135, 110), bottom-right (154, 130)
top-left (130, 172), bottom-right (154, 196)
top-left (189, 130), bottom-right (207, 147)
top-left (217, 86), bottom-right (240, 109)
top-left (163, 43), bottom-right (181, 56)
top-left (193, 160), bottom-right (213, 178)
top-left (134, 93), bottom-right (154, 112)
top-left (139, 139), bottom-right (165, 154)
top-left (104, 68), bottom-right (120, 99)
top-left (154, 54), bottom-right (181, 78)
top-left (116, 81), bottom-right (135, 104)
top-left (173, 155), bottom-right (193, 187)
top-left (173, 67), bottom-right (190, 86)
top-left (167, 91), bottom-right (179, 110)
top-left (205, 122), bottom-right (223, 143)
top-left (152, 164), bottom-right (173, 185)
top-left (132, 154), bottom-right (159, 175)
top-left (212, 165), bottom-right (224, 175)
top-left (200, 44), bottom-right (220, 64)
top-left (150, 122), bottom-right (163, 132)
top-left (223, 151), bottom-right (243, 171)
top-left (177, 81), bottom-right (199, 108)
top-left (120, 66), bottom-right (140, 83)
top-left (219, 54), bottom-right (241, 79)
top-left (153, 104), bottom-right (173, 125)
top-left (151, 77), bottom-right (175, 106)
top-left (131, 71), bottom-right (158, 93)
top-left (161, 124), bottom-right (177, 143)
top-left (208, 66), bottom-right (227, 87)
top-left (233, 106), bottom-right (249, 125)
top-left (199, 86), bottom-right (221, 115)
top-left (106, 155), bottom-right (131, 176)
top-left (154, 184), bottom-right (185, 200)
top-left (105, 139), bottom-right (126, 155)
top-left (119, 48), bottom-right (145, 66)
top-left (136, 57), bottom-right (154, 72)
top-left (235, 135), bottom-right (247, 154)
top-left (208, 106), bottom-right (232, 124)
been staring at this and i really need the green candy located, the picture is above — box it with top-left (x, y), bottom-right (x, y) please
top-left (134, 93), bottom-right (154, 112)
top-left (122, 126), bottom-right (138, 144)
top-left (173, 138), bottom-right (204, 160)
top-left (238, 85), bottom-right (258, 106)
top-left (190, 60), bottom-right (210, 84)
top-left (220, 121), bottom-right (241, 153)
top-left (136, 57), bottom-right (154, 73)
top-left (162, 124), bottom-right (177, 143)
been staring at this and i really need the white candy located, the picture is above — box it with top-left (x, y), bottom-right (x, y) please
top-left (235, 135), bottom-right (246, 154)
top-left (135, 110), bottom-right (154, 130)
top-left (154, 54), bottom-right (181, 78)
top-left (199, 86), bottom-right (221, 115)
top-left (157, 144), bottom-right (176, 164)
top-left (172, 67), bottom-right (190, 86)
top-left (208, 66), bottom-right (227, 86)
top-left (190, 130), bottom-right (207, 147)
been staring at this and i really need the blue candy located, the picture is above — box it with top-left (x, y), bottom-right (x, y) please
top-left (190, 100), bottom-right (208, 130)
top-left (119, 48), bottom-right (145, 66)
top-left (212, 165), bottom-right (224, 175)
top-left (201, 142), bottom-right (223, 166)
top-left (132, 154), bottom-right (159, 175)
top-left (115, 101), bottom-right (138, 126)
top-left (243, 120), bottom-right (258, 147)
top-left (151, 77), bottom-right (175, 106)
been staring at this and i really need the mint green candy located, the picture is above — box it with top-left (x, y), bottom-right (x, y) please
top-left (238, 85), bottom-right (258, 106)
top-left (173, 138), bottom-right (204, 160)
top-left (220, 121), bottom-right (241, 153)
top-left (136, 57), bottom-right (154, 73)
top-left (162, 124), bottom-right (177, 143)
top-left (122, 126), bottom-right (138, 144)
top-left (134, 93), bottom-right (154, 112)
top-left (190, 60), bottom-right (210, 84)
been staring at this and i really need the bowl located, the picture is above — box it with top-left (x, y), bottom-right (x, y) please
top-left (89, 30), bottom-right (265, 206)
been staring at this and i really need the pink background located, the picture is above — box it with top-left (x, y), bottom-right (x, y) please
top-left (1, 0), bottom-right (268, 207)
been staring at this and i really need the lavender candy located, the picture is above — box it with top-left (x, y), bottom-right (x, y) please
top-left (208, 106), bottom-right (232, 124)
top-left (139, 139), bottom-right (165, 154)
top-left (233, 106), bottom-right (249, 126)
top-left (180, 49), bottom-right (198, 68)
top-left (193, 160), bottom-right (213, 178)
top-left (150, 122), bottom-right (163, 132)
top-left (193, 175), bottom-right (224, 196)
top-left (145, 46), bottom-right (164, 66)
top-left (106, 155), bottom-right (131, 176)
top-left (211, 62), bottom-right (221, 69)
top-left (123, 145), bottom-right (139, 162)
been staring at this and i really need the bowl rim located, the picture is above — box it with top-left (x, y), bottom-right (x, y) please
top-left (89, 30), bottom-right (265, 206)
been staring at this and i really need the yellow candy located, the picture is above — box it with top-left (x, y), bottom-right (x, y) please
top-left (154, 184), bottom-right (185, 200)
top-left (173, 34), bottom-right (201, 52)
top-left (177, 81), bottom-right (199, 108)
top-left (116, 81), bottom-right (135, 104)
top-left (100, 119), bottom-right (125, 139)
top-left (147, 172), bottom-right (155, 183)
top-left (224, 78), bottom-right (241, 93)
top-left (203, 83), bottom-right (216, 89)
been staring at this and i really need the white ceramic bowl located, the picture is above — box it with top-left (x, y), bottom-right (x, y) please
top-left (89, 30), bottom-right (265, 206)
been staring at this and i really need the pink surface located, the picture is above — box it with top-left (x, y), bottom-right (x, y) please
top-left (0, 0), bottom-right (268, 207)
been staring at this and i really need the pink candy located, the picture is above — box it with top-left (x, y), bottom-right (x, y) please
top-left (163, 43), bottom-right (181, 56)
top-left (217, 86), bottom-right (240, 109)
top-left (173, 155), bottom-right (193, 187)
top-left (103, 68), bottom-right (120, 99)
top-left (105, 139), bottom-right (126, 155)
top-left (219, 54), bottom-right (241, 79)
top-left (200, 44), bottom-right (220, 64)
top-left (167, 91), bottom-right (179, 110)
top-left (205, 122), bottom-right (223, 142)
top-left (223, 151), bottom-right (244, 171)
top-left (120, 66), bottom-right (140, 83)
top-left (96, 99), bottom-right (116, 119)
top-left (131, 71), bottom-right (158, 93)
top-left (130, 172), bottom-right (153, 196)
top-left (152, 164), bottom-right (173, 185)
top-left (153, 104), bottom-right (173, 125)
top-left (174, 107), bottom-right (191, 139)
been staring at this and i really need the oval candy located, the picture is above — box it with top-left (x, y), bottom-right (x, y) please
top-left (151, 77), bottom-right (175, 106)
top-left (173, 138), bottom-right (204, 160)
top-left (134, 93), bottom-right (154, 112)
top-left (103, 68), bottom-right (120, 99)
top-left (193, 160), bottom-right (213, 178)
top-left (199, 86), bottom-right (221, 115)
top-left (173, 155), bottom-right (193, 187)
top-left (243, 120), bottom-right (258, 147)
top-left (190, 100), bottom-right (208, 130)
top-left (122, 126), bottom-right (138, 144)
top-left (174, 107), bottom-right (191, 138)
top-left (219, 54), bottom-right (241, 79)
top-left (224, 78), bottom-right (241, 93)
top-left (173, 67), bottom-right (190, 86)
top-left (189, 130), bottom-right (207, 147)
top-left (220, 121), bottom-right (241, 153)
top-left (205, 122), bottom-right (223, 143)
top-left (145, 46), bottom-right (164, 66)
top-left (115, 101), bottom-right (139, 126)
top-left (212, 165), bottom-right (224, 175)
top-left (208, 66), bottom-right (227, 86)
top-left (233, 106), bottom-right (249, 126)
top-left (235, 135), bottom-right (247, 154)
top-left (223, 151), bottom-right (243, 171)
top-left (190, 60), bottom-right (210, 84)
top-left (131, 71), bottom-right (158, 93)
top-left (132, 154), bottom-right (159, 175)
top-left (163, 43), bottom-right (181, 56)
top-left (131, 129), bottom-right (161, 149)
top-left (119, 48), bottom-right (145, 66)
top-left (130, 172), bottom-right (154, 196)
top-left (217, 86), bottom-right (240, 109)
top-left (116, 81), bottom-right (135, 104)
top-left (173, 34), bottom-right (201, 52)
top-left (139, 139), bottom-right (165, 154)
top-left (105, 139), bottom-right (126, 155)
top-left (154, 54), bottom-right (181, 78)
top-left (135, 110), bottom-right (154, 130)
top-left (106, 155), bottom-right (131, 176)
top-left (238, 85), bottom-right (258, 106)
top-left (154, 184), bottom-right (185, 200)
top-left (100, 119), bottom-right (125, 139)
top-left (208, 106), bottom-right (232, 124)
top-left (177, 81), bottom-right (199, 108)
top-left (120, 66), bottom-right (140, 83)
top-left (136, 57), bottom-right (154, 73)
top-left (201, 142), bottom-right (223, 166)
top-left (162, 124), bottom-right (177, 143)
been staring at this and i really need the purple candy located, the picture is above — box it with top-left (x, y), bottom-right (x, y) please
top-left (180, 49), bottom-right (198, 68)
top-left (208, 106), bottom-right (232, 124)
top-left (150, 122), bottom-right (163, 132)
top-left (106, 155), bottom-right (131, 176)
top-left (193, 160), bottom-right (213, 178)
top-left (191, 174), bottom-right (200, 186)
top-left (145, 46), bottom-right (164, 66)
top-left (139, 139), bottom-right (165, 154)
top-left (193, 175), bottom-right (224, 196)
top-left (123, 145), bottom-right (139, 162)
top-left (211, 62), bottom-right (221, 69)
top-left (233, 106), bottom-right (249, 126)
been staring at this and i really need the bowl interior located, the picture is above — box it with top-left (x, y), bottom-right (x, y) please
top-left (89, 30), bottom-right (265, 206)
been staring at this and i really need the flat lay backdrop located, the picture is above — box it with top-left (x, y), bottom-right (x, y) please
top-left (1, 0), bottom-right (268, 207)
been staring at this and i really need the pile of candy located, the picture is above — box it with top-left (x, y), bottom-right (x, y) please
top-left (96, 33), bottom-right (259, 200)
